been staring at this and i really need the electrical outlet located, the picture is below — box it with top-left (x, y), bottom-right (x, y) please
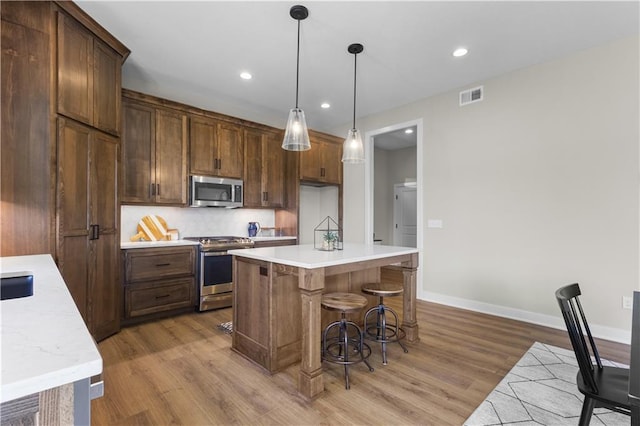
top-left (622, 296), bottom-right (633, 310)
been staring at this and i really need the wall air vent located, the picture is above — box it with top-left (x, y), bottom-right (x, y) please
top-left (459, 86), bottom-right (483, 106)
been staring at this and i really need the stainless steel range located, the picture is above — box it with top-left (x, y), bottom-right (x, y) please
top-left (183, 236), bottom-right (254, 311)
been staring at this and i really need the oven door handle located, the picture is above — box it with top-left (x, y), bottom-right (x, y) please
top-left (202, 251), bottom-right (229, 256)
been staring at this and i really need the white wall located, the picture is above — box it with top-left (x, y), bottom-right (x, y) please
top-left (336, 35), bottom-right (640, 340)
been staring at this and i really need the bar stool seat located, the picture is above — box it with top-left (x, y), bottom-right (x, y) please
top-left (321, 292), bottom-right (373, 389)
top-left (361, 283), bottom-right (408, 365)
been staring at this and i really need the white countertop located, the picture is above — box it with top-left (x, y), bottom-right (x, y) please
top-left (1, 254), bottom-right (102, 403)
top-left (228, 243), bottom-right (418, 269)
top-left (120, 240), bottom-right (200, 249)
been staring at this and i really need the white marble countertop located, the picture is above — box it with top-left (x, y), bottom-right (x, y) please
top-left (228, 243), bottom-right (418, 269)
top-left (120, 240), bottom-right (200, 249)
top-left (1, 254), bottom-right (102, 403)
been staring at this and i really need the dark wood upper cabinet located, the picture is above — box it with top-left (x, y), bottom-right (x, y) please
top-left (300, 131), bottom-right (343, 185)
top-left (121, 97), bottom-right (188, 205)
top-left (121, 100), bottom-right (155, 203)
top-left (93, 39), bottom-right (121, 135)
top-left (243, 128), bottom-right (285, 208)
top-left (57, 11), bottom-right (93, 126)
top-left (190, 115), bottom-right (244, 179)
top-left (155, 108), bottom-right (188, 204)
top-left (189, 116), bottom-right (217, 176)
top-left (57, 10), bottom-right (121, 136)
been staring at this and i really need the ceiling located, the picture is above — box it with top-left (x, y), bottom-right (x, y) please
top-left (374, 126), bottom-right (417, 151)
top-left (77, 1), bottom-right (639, 135)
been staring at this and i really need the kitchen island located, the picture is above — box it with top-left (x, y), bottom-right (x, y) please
top-left (228, 243), bottom-right (419, 399)
top-left (1, 254), bottom-right (103, 424)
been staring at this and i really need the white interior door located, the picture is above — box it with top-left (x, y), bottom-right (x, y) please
top-left (393, 184), bottom-right (417, 247)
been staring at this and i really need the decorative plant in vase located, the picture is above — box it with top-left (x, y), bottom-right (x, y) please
top-left (322, 231), bottom-right (339, 251)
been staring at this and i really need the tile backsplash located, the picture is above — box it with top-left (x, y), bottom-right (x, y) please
top-left (121, 205), bottom-right (275, 241)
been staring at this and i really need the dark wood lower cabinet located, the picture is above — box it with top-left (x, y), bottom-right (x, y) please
top-left (122, 246), bottom-right (197, 324)
top-left (125, 277), bottom-right (195, 318)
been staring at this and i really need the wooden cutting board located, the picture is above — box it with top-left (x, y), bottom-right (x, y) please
top-left (130, 215), bottom-right (168, 241)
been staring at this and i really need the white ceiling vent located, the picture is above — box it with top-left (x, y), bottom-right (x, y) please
top-left (459, 86), bottom-right (483, 106)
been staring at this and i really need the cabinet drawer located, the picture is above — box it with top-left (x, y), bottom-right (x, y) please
top-left (124, 247), bottom-right (195, 282)
top-left (125, 277), bottom-right (194, 318)
top-left (253, 239), bottom-right (297, 248)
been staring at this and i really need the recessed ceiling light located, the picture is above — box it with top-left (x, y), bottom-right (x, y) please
top-left (240, 72), bottom-right (252, 80)
top-left (453, 47), bottom-right (468, 57)
top-left (321, 102), bottom-right (330, 109)
top-left (405, 128), bottom-right (414, 134)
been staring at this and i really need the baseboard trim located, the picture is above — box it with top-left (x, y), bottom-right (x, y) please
top-left (420, 291), bottom-right (631, 345)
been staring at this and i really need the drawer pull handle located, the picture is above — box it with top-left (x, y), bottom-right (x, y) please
top-left (156, 263), bottom-right (171, 267)
top-left (155, 294), bottom-right (171, 299)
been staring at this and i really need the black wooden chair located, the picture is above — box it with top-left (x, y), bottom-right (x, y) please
top-left (555, 283), bottom-right (631, 425)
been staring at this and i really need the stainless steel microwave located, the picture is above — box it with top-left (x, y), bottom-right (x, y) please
top-left (189, 176), bottom-right (243, 208)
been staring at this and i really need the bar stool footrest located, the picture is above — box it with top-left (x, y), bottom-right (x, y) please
top-left (364, 325), bottom-right (407, 345)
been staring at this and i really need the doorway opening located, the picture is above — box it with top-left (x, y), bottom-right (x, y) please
top-left (364, 119), bottom-right (424, 299)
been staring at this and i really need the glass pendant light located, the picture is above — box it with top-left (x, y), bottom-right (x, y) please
top-left (282, 5), bottom-right (311, 151)
top-left (342, 43), bottom-right (365, 163)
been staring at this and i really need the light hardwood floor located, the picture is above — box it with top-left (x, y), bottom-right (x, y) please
top-left (92, 269), bottom-right (630, 425)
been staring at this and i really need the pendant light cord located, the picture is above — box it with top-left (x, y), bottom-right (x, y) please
top-left (352, 52), bottom-right (357, 129)
top-left (295, 19), bottom-right (301, 109)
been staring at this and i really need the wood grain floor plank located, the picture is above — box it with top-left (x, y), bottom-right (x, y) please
top-left (92, 269), bottom-right (630, 425)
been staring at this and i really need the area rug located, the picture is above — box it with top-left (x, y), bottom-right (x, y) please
top-left (464, 342), bottom-right (630, 426)
top-left (217, 321), bottom-right (233, 334)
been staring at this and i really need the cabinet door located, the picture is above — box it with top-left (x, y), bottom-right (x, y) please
top-left (57, 12), bottom-right (93, 126)
top-left (93, 39), bottom-right (121, 135)
top-left (299, 143), bottom-right (322, 182)
top-left (216, 122), bottom-right (244, 179)
top-left (189, 115), bottom-right (217, 175)
top-left (57, 119), bottom-right (90, 321)
top-left (300, 138), bottom-right (342, 185)
top-left (90, 132), bottom-right (120, 340)
top-left (243, 129), bottom-right (263, 208)
top-left (155, 108), bottom-right (187, 204)
top-left (263, 132), bottom-right (284, 208)
top-left (321, 141), bottom-right (342, 185)
top-left (121, 100), bottom-right (155, 203)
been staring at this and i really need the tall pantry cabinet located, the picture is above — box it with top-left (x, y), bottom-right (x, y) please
top-left (0, 1), bottom-right (129, 341)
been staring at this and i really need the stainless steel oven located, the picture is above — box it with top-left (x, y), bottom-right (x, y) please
top-left (184, 236), bottom-right (254, 311)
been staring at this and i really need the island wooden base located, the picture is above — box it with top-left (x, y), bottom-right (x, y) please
top-left (1, 384), bottom-right (73, 425)
top-left (232, 251), bottom-right (419, 399)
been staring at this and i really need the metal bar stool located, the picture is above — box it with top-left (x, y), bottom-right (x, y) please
top-left (361, 283), bottom-right (408, 365)
top-left (321, 292), bottom-right (374, 389)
